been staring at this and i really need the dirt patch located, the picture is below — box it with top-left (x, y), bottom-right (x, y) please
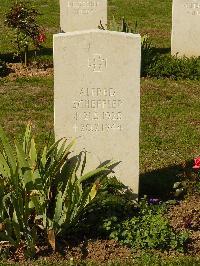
top-left (167, 194), bottom-right (200, 255)
top-left (3, 239), bottom-right (132, 265)
top-left (2, 194), bottom-right (200, 263)
top-left (64, 239), bottom-right (132, 264)
top-left (7, 62), bottom-right (53, 79)
top-left (140, 28), bottom-right (170, 39)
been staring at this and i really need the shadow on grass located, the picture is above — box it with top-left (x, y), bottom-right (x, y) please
top-left (62, 161), bottom-right (195, 241)
top-left (35, 47), bottom-right (53, 57)
top-left (0, 52), bottom-right (19, 63)
top-left (0, 47), bottom-right (53, 63)
top-left (152, 47), bottom-right (171, 55)
top-left (139, 159), bottom-right (194, 200)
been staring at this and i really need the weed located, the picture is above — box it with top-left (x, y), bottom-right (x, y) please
top-left (102, 199), bottom-right (188, 252)
top-left (146, 54), bottom-right (200, 80)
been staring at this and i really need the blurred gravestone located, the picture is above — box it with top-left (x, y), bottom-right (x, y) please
top-left (54, 30), bottom-right (141, 195)
top-left (60, 0), bottom-right (107, 32)
top-left (171, 0), bottom-right (200, 57)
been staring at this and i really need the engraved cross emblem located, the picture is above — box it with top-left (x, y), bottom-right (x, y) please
top-left (73, 124), bottom-right (78, 133)
top-left (88, 54), bottom-right (107, 73)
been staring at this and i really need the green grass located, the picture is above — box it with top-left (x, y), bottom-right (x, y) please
top-left (1, 255), bottom-right (200, 266)
top-left (0, 0), bottom-right (172, 59)
top-left (0, 0), bottom-right (59, 60)
top-left (0, 77), bottom-right (54, 146)
top-left (108, 0), bottom-right (172, 48)
top-left (0, 0), bottom-right (200, 263)
top-left (0, 76), bottom-right (199, 198)
top-left (140, 78), bottom-right (200, 171)
top-left (140, 78), bottom-right (200, 197)
top-left (135, 253), bottom-right (200, 266)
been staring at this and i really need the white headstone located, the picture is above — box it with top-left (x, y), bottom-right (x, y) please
top-left (60, 0), bottom-right (107, 32)
top-left (171, 0), bottom-right (200, 57)
top-left (54, 30), bottom-right (141, 195)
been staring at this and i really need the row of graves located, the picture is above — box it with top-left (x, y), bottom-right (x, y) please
top-left (54, 0), bottom-right (200, 196)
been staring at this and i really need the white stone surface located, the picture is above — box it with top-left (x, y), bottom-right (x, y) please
top-left (54, 30), bottom-right (141, 195)
top-left (60, 0), bottom-right (107, 32)
top-left (171, 0), bottom-right (200, 57)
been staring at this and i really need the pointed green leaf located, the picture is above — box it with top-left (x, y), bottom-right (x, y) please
top-left (15, 140), bottom-right (33, 186)
top-left (0, 125), bottom-right (16, 172)
top-left (53, 191), bottom-right (63, 225)
top-left (0, 152), bottom-right (10, 177)
top-left (80, 151), bottom-right (87, 176)
top-left (89, 183), bottom-right (97, 201)
top-left (79, 166), bottom-right (110, 183)
top-left (29, 138), bottom-right (37, 169)
top-left (23, 122), bottom-right (32, 154)
top-left (41, 145), bottom-right (47, 167)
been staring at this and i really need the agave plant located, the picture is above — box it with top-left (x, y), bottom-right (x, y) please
top-left (0, 123), bottom-right (117, 256)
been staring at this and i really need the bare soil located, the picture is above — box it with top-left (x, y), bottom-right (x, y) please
top-left (2, 193), bottom-right (199, 264)
top-left (167, 194), bottom-right (200, 255)
top-left (6, 62), bottom-right (53, 80)
top-left (64, 239), bottom-right (132, 264)
top-left (3, 240), bottom-right (133, 265)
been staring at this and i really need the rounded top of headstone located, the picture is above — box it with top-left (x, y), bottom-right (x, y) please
top-left (54, 29), bottom-right (141, 41)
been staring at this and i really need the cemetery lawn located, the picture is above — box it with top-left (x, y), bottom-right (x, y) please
top-left (0, 77), bottom-right (199, 183)
top-left (0, 75), bottom-right (200, 265)
top-left (0, 0), bottom-right (171, 60)
top-left (1, 0), bottom-right (200, 265)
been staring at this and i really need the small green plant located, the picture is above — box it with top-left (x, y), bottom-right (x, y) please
top-left (4, 0), bottom-right (46, 66)
top-left (102, 199), bottom-right (188, 252)
top-left (0, 123), bottom-right (116, 257)
top-left (76, 176), bottom-right (138, 239)
top-left (146, 54), bottom-right (200, 80)
top-left (141, 35), bottom-right (155, 77)
top-left (106, 17), bottom-right (138, 33)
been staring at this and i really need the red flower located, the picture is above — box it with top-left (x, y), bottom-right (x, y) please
top-left (37, 32), bottom-right (46, 43)
top-left (193, 157), bottom-right (200, 169)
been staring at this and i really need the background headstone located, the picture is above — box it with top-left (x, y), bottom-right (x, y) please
top-left (171, 0), bottom-right (200, 57)
top-left (54, 30), bottom-right (141, 195)
top-left (60, 0), bottom-right (107, 32)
